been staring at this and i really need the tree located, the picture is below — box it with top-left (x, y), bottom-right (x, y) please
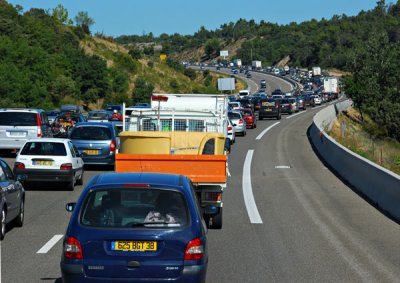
top-left (74, 11), bottom-right (94, 34)
top-left (133, 77), bottom-right (154, 103)
top-left (52, 4), bottom-right (72, 25)
top-left (204, 38), bottom-right (220, 56)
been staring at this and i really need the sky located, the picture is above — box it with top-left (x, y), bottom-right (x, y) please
top-left (7, 0), bottom-right (380, 37)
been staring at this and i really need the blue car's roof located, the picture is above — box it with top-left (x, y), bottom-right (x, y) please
top-left (85, 172), bottom-right (186, 192)
top-left (74, 121), bottom-right (114, 127)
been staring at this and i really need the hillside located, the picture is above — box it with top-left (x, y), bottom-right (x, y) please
top-left (0, 1), bottom-right (228, 110)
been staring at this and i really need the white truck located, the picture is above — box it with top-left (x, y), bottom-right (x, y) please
top-left (233, 59), bottom-right (242, 68)
top-left (312, 67), bottom-right (322, 76)
top-left (323, 77), bottom-right (339, 93)
top-left (252, 60), bottom-right (262, 70)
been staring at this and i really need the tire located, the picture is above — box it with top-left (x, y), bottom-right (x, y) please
top-left (259, 116), bottom-right (263, 120)
top-left (1, 207), bottom-right (6, 240)
top-left (68, 180), bottom-right (75, 191)
top-left (277, 115), bottom-right (281, 120)
top-left (209, 208), bottom-right (223, 229)
top-left (254, 123), bottom-right (257, 129)
top-left (243, 131), bottom-right (246, 136)
top-left (14, 198), bottom-right (24, 227)
top-left (76, 170), bottom-right (84, 185)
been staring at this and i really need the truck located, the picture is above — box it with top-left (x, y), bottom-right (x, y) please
top-left (312, 66), bottom-right (322, 76)
top-left (233, 59), bottom-right (242, 68)
top-left (323, 77), bottom-right (339, 93)
top-left (251, 60), bottom-right (262, 70)
top-left (116, 129), bottom-right (228, 230)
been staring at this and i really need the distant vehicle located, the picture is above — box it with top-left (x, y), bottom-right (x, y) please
top-left (228, 101), bottom-right (242, 110)
top-left (104, 104), bottom-right (123, 115)
top-left (0, 108), bottom-right (52, 150)
top-left (280, 98), bottom-right (294, 115)
top-left (312, 95), bottom-right (322, 105)
top-left (0, 158), bottom-right (25, 241)
top-left (312, 66), bottom-right (321, 76)
top-left (237, 108), bottom-right (257, 129)
top-left (288, 98), bottom-right (299, 112)
top-left (69, 122), bottom-right (119, 167)
top-left (14, 138), bottom-right (84, 191)
top-left (236, 98), bottom-right (254, 111)
top-left (87, 110), bottom-right (110, 123)
top-left (273, 68), bottom-right (280, 75)
top-left (259, 98), bottom-right (281, 120)
top-left (51, 114), bottom-right (86, 138)
top-left (61, 172), bottom-right (209, 283)
top-left (296, 96), bottom-right (306, 110)
top-left (246, 72), bottom-right (252, 78)
top-left (228, 111), bottom-right (246, 136)
top-left (129, 103), bottom-right (151, 108)
top-left (46, 110), bottom-right (61, 124)
top-left (251, 60), bottom-right (262, 70)
top-left (60, 104), bottom-right (83, 115)
top-left (238, 89), bottom-right (250, 98)
top-left (271, 89), bottom-right (283, 96)
top-left (260, 80), bottom-right (267, 88)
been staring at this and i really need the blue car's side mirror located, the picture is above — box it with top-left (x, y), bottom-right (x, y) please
top-left (66, 202), bottom-right (76, 212)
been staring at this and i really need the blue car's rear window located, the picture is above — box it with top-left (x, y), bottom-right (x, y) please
top-left (80, 188), bottom-right (189, 228)
top-left (70, 126), bottom-right (112, 140)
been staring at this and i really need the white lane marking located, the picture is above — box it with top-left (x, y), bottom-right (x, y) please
top-left (286, 111), bottom-right (307, 119)
top-left (243, 150), bottom-right (263, 224)
top-left (37, 234), bottom-right (64, 254)
top-left (275, 165), bottom-right (291, 169)
top-left (256, 122), bottom-right (280, 140)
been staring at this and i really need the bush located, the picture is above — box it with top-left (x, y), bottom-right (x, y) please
top-left (147, 60), bottom-right (154, 68)
top-left (184, 68), bottom-right (196, 80)
top-left (169, 79), bottom-right (178, 89)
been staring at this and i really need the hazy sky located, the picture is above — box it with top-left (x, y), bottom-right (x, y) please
top-left (8, 0), bottom-right (379, 37)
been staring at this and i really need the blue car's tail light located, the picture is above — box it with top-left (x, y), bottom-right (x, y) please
top-left (64, 236), bottom-right (83, 259)
top-left (184, 238), bottom-right (204, 261)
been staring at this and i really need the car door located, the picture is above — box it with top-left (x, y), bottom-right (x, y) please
top-left (68, 142), bottom-right (83, 178)
top-left (0, 161), bottom-right (18, 220)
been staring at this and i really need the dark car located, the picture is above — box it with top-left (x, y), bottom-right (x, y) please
top-left (271, 89), bottom-right (284, 96)
top-left (280, 98), bottom-right (294, 115)
top-left (0, 158), bottom-right (25, 240)
top-left (69, 122), bottom-right (119, 167)
top-left (296, 96), bottom-right (306, 110)
top-left (259, 99), bottom-right (281, 120)
top-left (260, 80), bottom-right (267, 89)
top-left (246, 72), bottom-right (252, 78)
top-left (87, 110), bottom-right (110, 122)
top-left (51, 114), bottom-right (86, 138)
top-left (61, 172), bottom-right (209, 283)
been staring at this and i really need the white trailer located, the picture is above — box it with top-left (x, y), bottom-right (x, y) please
top-left (123, 94), bottom-right (228, 136)
top-left (312, 67), bottom-right (321, 76)
top-left (252, 60), bottom-right (262, 69)
top-left (323, 77), bottom-right (339, 93)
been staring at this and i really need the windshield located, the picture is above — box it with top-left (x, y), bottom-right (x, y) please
top-left (80, 188), bottom-right (189, 228)
top-left (88, 112), bottom-right (108, 120)
top-left (0, 112), bottom-right (37, 126)
top-left (70, 126), bottom-right (112, 140)
top-left (20, 142), bottom-right (67, 156)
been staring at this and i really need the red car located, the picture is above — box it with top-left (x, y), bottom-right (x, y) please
top-left (238, 108), bottom-right (257, 129)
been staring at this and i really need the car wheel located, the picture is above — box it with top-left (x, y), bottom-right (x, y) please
top-left (254, 123), bottom-right (257, 129)
top-left (76, 170), bottom-right (84, 186)
top-left (68, 180), bottom-right (75, 191)
top-left (208, 208), bottom-right (223, 229)
top-left (243, 131), bottom-right (246, 136)
top-left (14, 198), bottom-right (24, 227)
top-left (1, 207), bottom-right (6, 240)
top-left (277, 114), bottom-right (281, 120)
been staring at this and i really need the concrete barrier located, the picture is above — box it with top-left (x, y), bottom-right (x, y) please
top-left (310, 104), bottom-right (400, 221)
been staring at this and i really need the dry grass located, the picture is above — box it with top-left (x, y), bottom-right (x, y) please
top-left (328, 107), bottom-right (400, 175)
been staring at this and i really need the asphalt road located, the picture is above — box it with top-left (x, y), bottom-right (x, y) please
top-left (1, 73), bottom-right (399, 283)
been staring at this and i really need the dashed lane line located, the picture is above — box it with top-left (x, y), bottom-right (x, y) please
top-left (37, 234), bottom-right (64, 254)
top-left (256, 122), bottom-right (280, 140)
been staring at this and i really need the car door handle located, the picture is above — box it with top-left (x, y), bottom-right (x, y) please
top-left (127, 261), bottom-right (140, 268)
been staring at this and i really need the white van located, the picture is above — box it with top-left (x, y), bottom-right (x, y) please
top-left (239, 90), bottom-right (250, 98)
top-left (0, 109), bottom-right (52, 150)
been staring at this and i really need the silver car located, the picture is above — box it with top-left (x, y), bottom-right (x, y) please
top-left (228, 111), bottom-right (246, 136)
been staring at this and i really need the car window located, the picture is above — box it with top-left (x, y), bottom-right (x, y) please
top-left (0, 112), bottom-right (37, 126)
top-left (0, 166), bottom-right (6, 182)
top-left (88, 112), bottom-right (108, 120)
top-left (228, 112), bottom-right (241, 119)
top-left (80, 188), bottom-right (189, 228)
top-left (70, 126), bottom-right (112, 140)
top-left (72, 144), bottom-right (80, 157)
top-left (0, 160), bottom-right (14, 180)
top-left (68, 142), bottom-right (76, 158)
top-left (20, 142), bottom-right (67, 156)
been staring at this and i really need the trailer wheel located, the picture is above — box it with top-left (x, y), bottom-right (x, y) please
top-left (208, 208), bottom-right (222, 229)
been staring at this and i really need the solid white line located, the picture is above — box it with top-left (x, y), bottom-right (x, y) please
top-left (256, 122), bottom-right (280, 140)
top-left (243, 150), bottom-right (263, 224)
top-left (286, 110), bottom-right (307, 119)
top-left (37, 234), bottom-right (64, 254)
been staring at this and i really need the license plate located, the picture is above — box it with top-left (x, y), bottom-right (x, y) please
top-left (10, 131), bottom-right (26, 137)
top-left (33, 160), bottom-right (54, 166)
top-left (111, 241), bottom-right (157, 251)
top-left (265, 109), bottom-right (272, 112)
top-left (84, 149), bottom-right (99, 155)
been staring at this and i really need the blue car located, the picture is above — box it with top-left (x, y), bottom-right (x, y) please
top-left (69, 122), bottom-right (118, 167)
top-left (61, 172), bottom-right (209, 283)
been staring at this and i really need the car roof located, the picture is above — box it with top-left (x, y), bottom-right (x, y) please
top-left (73, 122), bottom-right (114, 127)
top-left (0, 108), bottom-right (44, 113)
top-left (24, 138), bottom-right (69, 143)
top-left (85, 172), bottom-right (186, 192)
